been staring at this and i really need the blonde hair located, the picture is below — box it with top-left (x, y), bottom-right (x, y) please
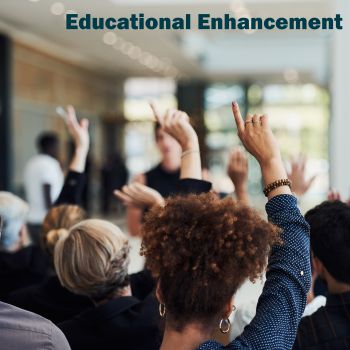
top-left (42, 205), bottom-right (87, 257)
top-left (54, 219), bottom-right (130, 301)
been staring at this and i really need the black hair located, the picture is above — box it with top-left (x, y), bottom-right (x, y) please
top-left (305, 200), bottom-right (350, 284)
top-left (36, 132), bottom-right (59, 154)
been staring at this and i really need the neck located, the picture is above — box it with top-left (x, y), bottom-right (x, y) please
top-left (93, 285), bottom-right (132, 307)
top-left (161, 155), bottom-right (181, 172)
top-left (161, 323), bottom-right (212, 350)
top-left (326, 275), bottom-right (350, 294)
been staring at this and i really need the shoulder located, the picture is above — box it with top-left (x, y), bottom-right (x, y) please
top-left (0, 301), bottom-right (69, 348)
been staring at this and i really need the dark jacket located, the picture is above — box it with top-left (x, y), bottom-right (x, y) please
top-left (7, 275), bottom-right (93, 324)
top-left (58, 293), bottom-right (161, 350)
top-left (294, 291), bottom-right (350, 350)
top-left (0, 246), bottom-right (48, 300)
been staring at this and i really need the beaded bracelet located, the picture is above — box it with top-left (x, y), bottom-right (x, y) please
top-left (263, 179), bottom-right (292, 197)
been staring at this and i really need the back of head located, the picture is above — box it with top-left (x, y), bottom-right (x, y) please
top-left (0, 192), bottom-right (29, 251)
top-left (141, 192), bottom-right (280, 330)
top-left (54, 219), bottom-right (130, 301)
top-left (36, 132), bottom-right (59, 156)
top-left (305, 200), bottom-right (350, 284)
top-left (42, 205), bottom-right (87, 257)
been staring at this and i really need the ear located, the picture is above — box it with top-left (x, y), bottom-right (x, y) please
top-left (19, 224), bottom-right (30, 247)
top-left (155, 281), bottom-right (163, 304)
top-left (312, 256), bottom-right (325, 277)
top-left (223, 297), bottom-right (235, 319)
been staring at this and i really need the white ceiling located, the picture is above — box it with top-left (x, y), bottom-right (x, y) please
top-left (0, 0), bottom-right (335, 83)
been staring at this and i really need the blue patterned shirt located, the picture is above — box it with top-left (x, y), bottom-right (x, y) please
top-left (198, 195), bottom-right (312, 350)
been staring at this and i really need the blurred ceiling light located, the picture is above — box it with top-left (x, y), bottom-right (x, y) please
top-left (120, 41), bottom-right (134, 55)
top-left (127, 46), bottom-right (142, 60)
top-left (284, 69), bottom-right (299, 83)
top-left (29, 0), bottom-right (40, 2)
top-left (139, 52), bottom-right (153, 66)
top-left (103, 31), bottom-right (117, 45)
top-left (113, 37), bottom-right (125, 50)
top-left (51, 2), bottom-right (65, 15)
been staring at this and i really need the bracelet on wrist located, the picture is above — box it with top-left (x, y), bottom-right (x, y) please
top-left (263, 179), bottom-right (292, 197)
top-left (181, 149), bottom-right (200, 159)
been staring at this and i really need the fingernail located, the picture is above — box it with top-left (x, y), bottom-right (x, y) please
top-left (232, 101), bottom-right (237, 107)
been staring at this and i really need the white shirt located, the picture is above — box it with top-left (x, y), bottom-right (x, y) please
top-left (24, 154), bottom-right (64, 223)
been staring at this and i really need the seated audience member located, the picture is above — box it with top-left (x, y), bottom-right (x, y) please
top-left (55, 219), bottom-right (161, 350)
top-left (0, 216), bottom-right (70, 349)
top-left (8, 106), bottom-right (93, 323)
top-left (0, 192), bottom-right (48, 299)
top-left (24, 131), bottom-right (64, 244)
top-left (140, 103), bottom-right (311, 349)
top-left (294, 200), bottom-right (350, 349)
top-left (56, 107), bottom-right (212, 350)
top-left (8, 204), bottom-right (93, 323)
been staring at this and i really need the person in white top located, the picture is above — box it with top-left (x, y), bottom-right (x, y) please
top-left (24, 132), bottom-right (63, 244)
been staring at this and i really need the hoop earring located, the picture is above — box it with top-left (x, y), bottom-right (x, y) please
top-left (159, 303), bottom-right (166, 318)
top-left (219, 318), bottom-right (231, 334)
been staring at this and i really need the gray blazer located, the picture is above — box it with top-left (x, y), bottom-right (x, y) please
top-left (0, 301), bottom-right (70, 349)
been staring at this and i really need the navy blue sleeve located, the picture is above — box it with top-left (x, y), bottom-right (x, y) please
top-left (231, 194), bottom-right (312, 349)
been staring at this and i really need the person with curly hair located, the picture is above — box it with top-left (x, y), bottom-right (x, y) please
top-left (141, 102), bottom-right (312, 349)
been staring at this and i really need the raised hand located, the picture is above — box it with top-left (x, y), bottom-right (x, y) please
top-left (150, 102), bottom-right (202, 180)
top-left (64, 105), bottom-right (89, 172)
top-left (231, 101), bottom-right (290, 198)
top-left (287, 155), bottom-right (316, 197)
top-left (231, 102), bottom-right (280, 166)
top-left (327, 189), bottom-right (342, 202)
top-left (150, 102), bottom-right (198, 152)
top-left (227, 148), bottom-right (249, 204)
top-left (327, 189), bottom-right (350, 205)
top-left (66, 105), bottom-right (89, 154)
top-left (114, 183), bottom-right (165, 209)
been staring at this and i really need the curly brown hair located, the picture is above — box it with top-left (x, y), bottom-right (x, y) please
top-left (141, 193), bottom-right (281, 330)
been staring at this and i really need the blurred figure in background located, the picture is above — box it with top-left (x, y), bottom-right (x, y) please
top-left (8, 105), bottom-right (93, 323)
top-left (24, 132), bottom-right (63, 245)
top-left (101, 152), bottom-right (128, 215)
top-left (126, 104), bottom-right (182, 236)
top-left (0, 192), bottom-right (47, 300)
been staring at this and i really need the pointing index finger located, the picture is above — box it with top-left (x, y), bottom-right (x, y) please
top-left (231, 102), bottom-right (244, 133)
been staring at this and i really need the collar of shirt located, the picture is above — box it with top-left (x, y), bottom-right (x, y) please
top-left (75, 296), bottom-right (140, 324)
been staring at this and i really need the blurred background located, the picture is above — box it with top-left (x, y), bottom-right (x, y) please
top-left (0, 0), bottom-right (349, 217)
